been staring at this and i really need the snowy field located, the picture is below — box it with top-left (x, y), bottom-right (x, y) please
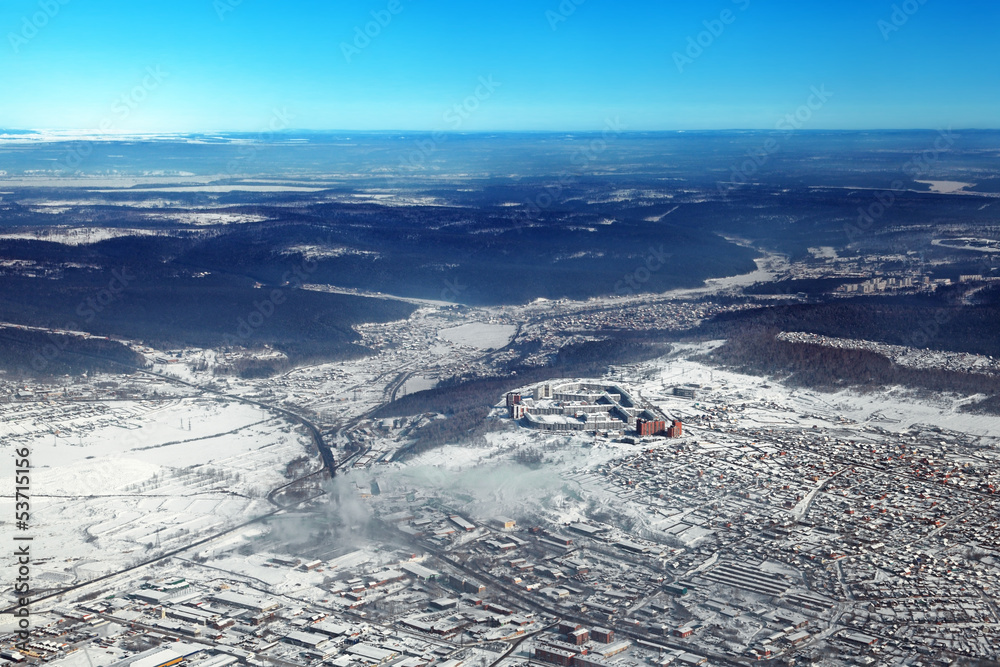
top-left (400, 374), bottom-right (438, 395)
top-left (0, 227), bottom-right (167, 244)
top-left (638, 343), bottom-right (1000, 439)
top-left (915, 180), bottom-right (975, 194)
top-left (438, 322), bottom-right (517, 350)
top-left (141, 211), bottom-right (270, 225)
top-left (0, 396), bottom-right (314, 581)
top-left (95, 185), bottom-right (326, 193)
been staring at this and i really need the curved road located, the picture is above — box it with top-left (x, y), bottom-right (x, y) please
top-left (0, 347), bottom-right (348, 613)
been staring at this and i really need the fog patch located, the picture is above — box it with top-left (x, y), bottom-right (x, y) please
top-left (264, 474), bottom-right (378, 555)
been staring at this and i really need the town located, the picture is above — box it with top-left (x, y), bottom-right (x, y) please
top-left (2, 226), bottom-right (1000, 667)
top-left (4, 334), bottom-right (999, 667)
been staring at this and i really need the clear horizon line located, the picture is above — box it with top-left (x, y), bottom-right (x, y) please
top-left (3, 126), bottom-right (999, 136)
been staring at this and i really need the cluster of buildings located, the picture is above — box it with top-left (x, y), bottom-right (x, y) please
top-left (533, 622), bottom-right (627, 667)
top-left (837, 272), bottom-right (999, 295)
top-left (505, 381), bottom-right (682, 438)
top-left (1, 376), bottom-right (157, 404)
top-left (0, 553), bottom-right (536, 667)
top-left (510, 301), bottom-right (757, 371)
top-left (6, 244), bottom-right (1000, 667)
top-left (838, 275), bottom-right (925, 294)
top-left (6, 364), bottom-right (1000, 667)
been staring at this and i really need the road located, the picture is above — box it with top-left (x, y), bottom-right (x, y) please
top-left (486, 624), bottom-right (554, 667)
top-left (2, 337), bottom-right (340, 477)
top-left (401, 528), bottom-right (751, 667)
top-left (135, 366), bottom-right (338, 478)
top-left (0, 344), bottom-right (356, 614)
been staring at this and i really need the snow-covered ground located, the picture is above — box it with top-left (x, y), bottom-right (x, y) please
top-left (2, 269), bottom-right (996, 633)
top-left (915, 180), bottom-right (975, 194)
top-left (0, 227), bottom-right (167, 245)
top-left (438, 323), bottom-right (517, 350)
top-left (350, 340), bottom-right (1000, 551)
top-left (140, 211), bottom-right (269, 225)
top-left (0, 395), bottom-right (313, 581)
top-left (94, 185), bottom-right (326, 193)
top-left (399, 374), bottom-right (437, 395)
top-left (640, 342), bottom-right (1000, 439)
top-left (778, 331), bottom-right (1000, 377)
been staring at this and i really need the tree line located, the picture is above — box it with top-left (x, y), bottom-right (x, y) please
top-left (708, 326), bottom-right (1000, 413)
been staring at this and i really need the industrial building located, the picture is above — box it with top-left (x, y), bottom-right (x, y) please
top-left (209, 591), bottom-right (280, 613)
top-left (281, 631), bottom-right (329, 651)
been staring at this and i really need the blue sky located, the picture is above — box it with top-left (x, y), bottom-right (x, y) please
top-left (1, 0), bottom-right (997, 132)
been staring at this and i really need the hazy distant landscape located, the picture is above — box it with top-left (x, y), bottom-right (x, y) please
top-left (1, 130), bottom-right (997, 376)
